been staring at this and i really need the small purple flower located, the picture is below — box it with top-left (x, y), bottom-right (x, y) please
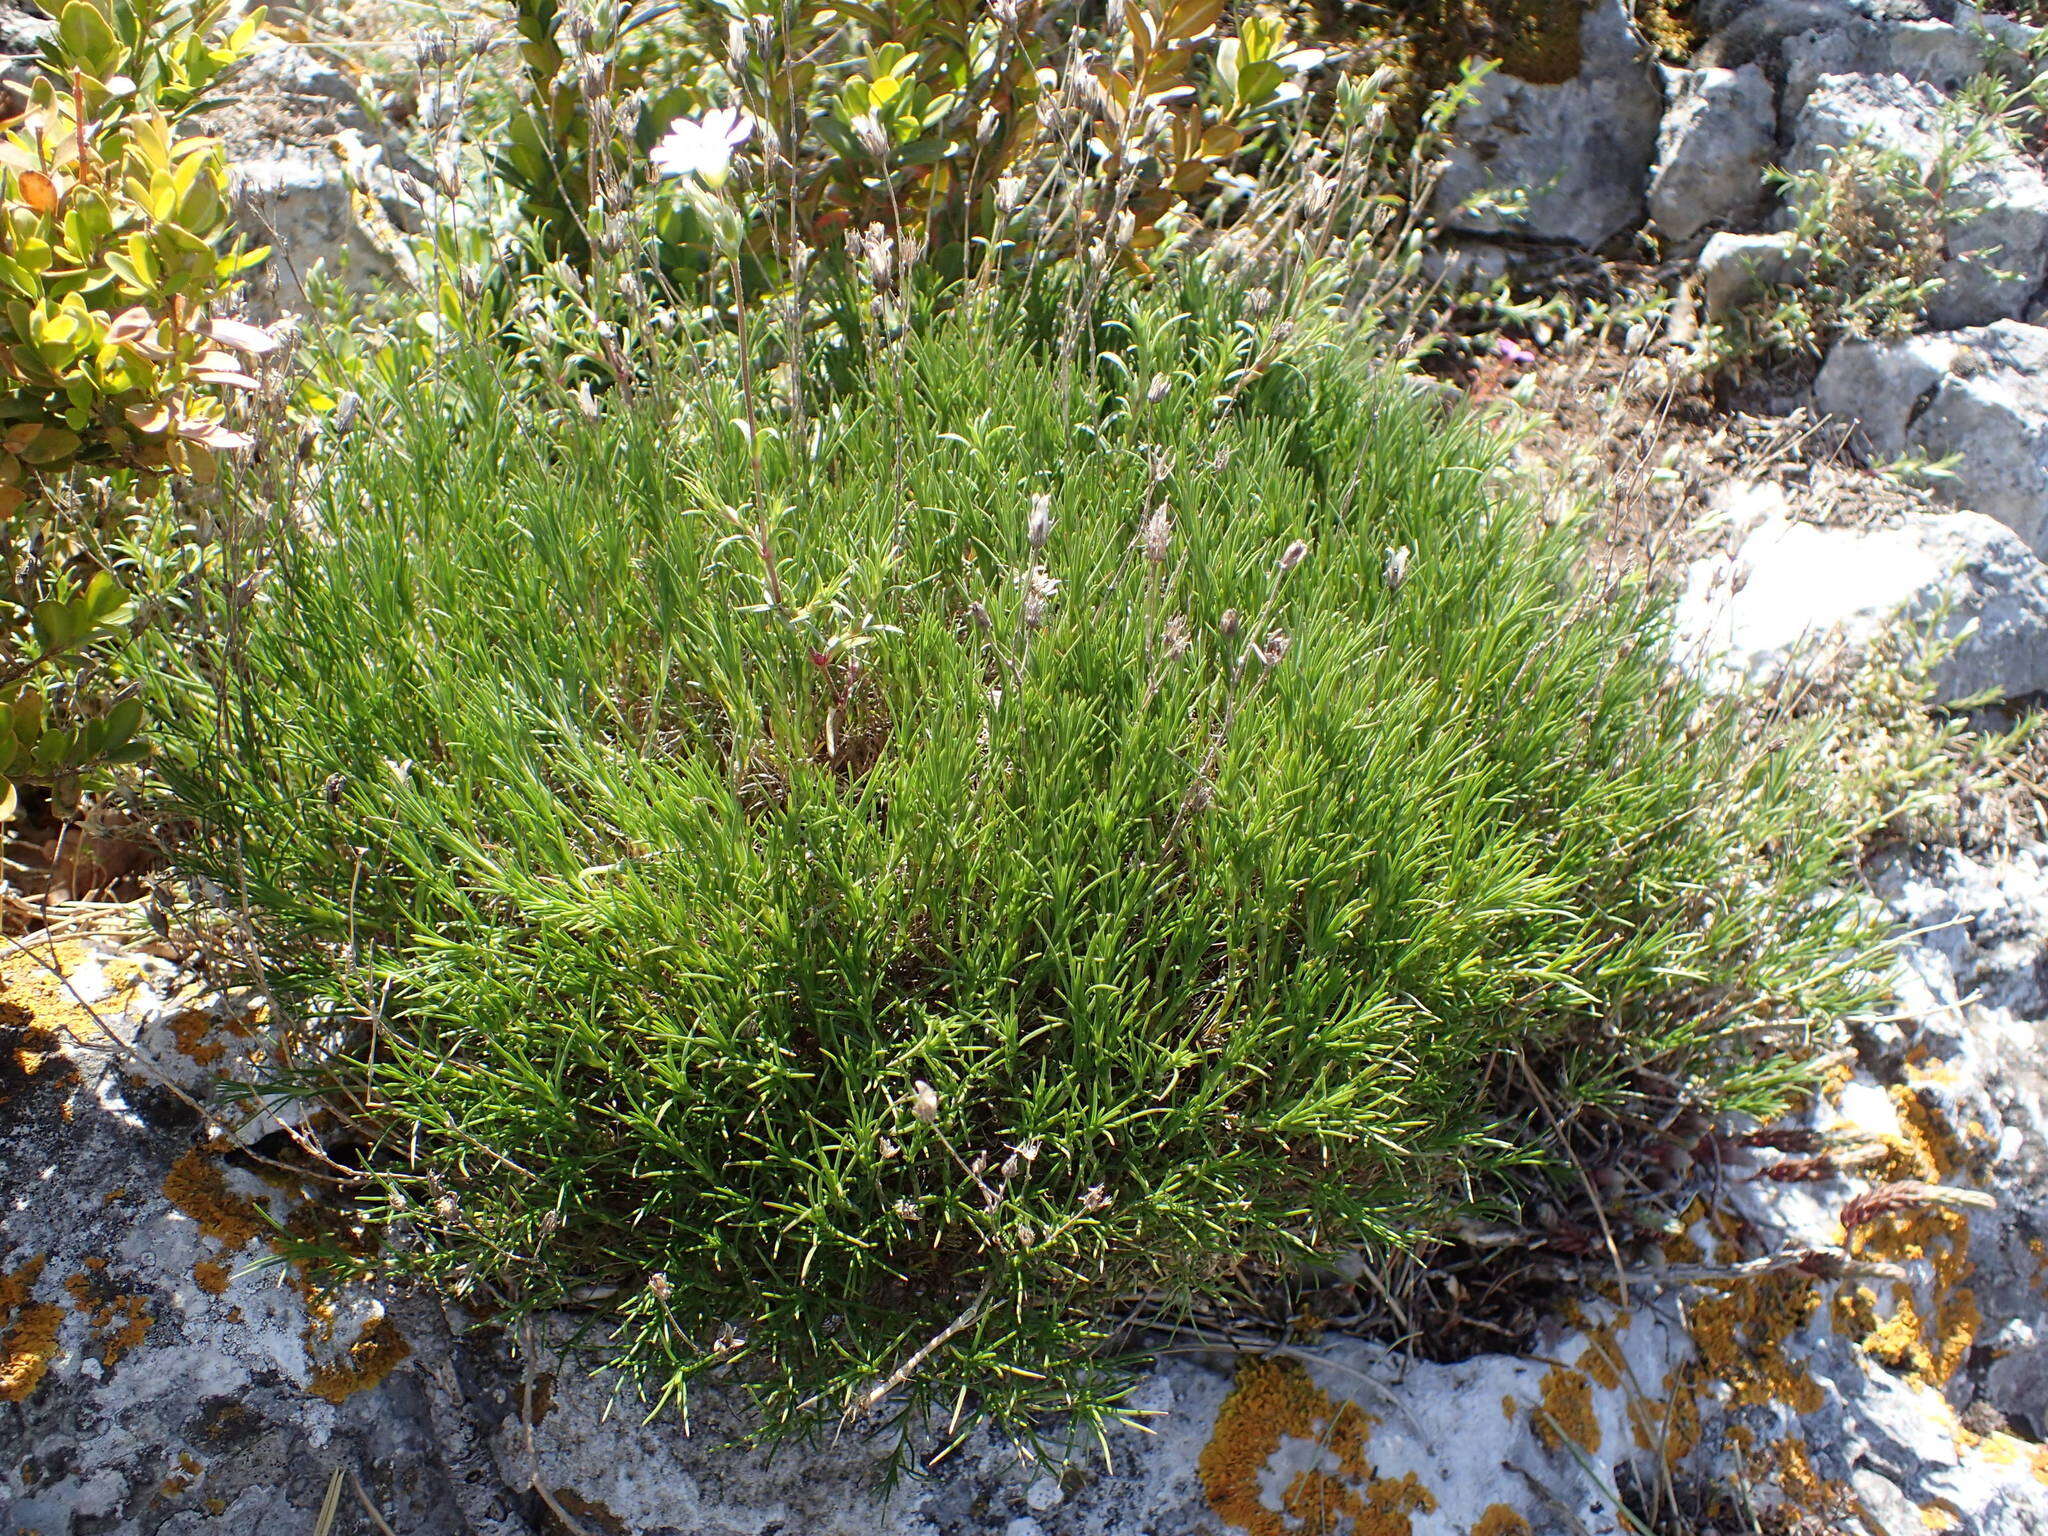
top-left (1494, 336), bottom-right (1537, 367)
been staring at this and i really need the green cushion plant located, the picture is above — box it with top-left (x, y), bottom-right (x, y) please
top-left (159, 268), bottom-right (1876, 1451)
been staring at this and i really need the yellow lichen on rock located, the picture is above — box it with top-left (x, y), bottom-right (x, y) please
top-left (1627, 1368), bottom-right (1701, 1467)
top-left (1772, 1436), bottom-right (1848, 1513)
top-left (1471, 1505), bottom-right (1532, 1536)
top-left (162, 1148), bottom-right (267, 1251)
top-left (1201, 1354), bottom-right (1415, 1536)
top-left (307, 1314), bottom-right (411, 1404)
top-left (0, 1255), bottom-right (63, 1403)
top-left (193, 1259), bottom-right (231, 1296)
top-left (1535, 1365), bottom-right (1601, 1453)
top-left (1687, 1275), bottom-right (1826, 1413)
top-left (1841, 1195), bottom-right (1978, 1388)
top-left (0, 941), bottom-right (148, 1044)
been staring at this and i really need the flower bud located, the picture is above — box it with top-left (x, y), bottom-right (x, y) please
top-left (1219, 608), bottom-right (1240, 640)
top-left (1027, 493), bottom-right (1053, 550)
top-left (1278, 540), bottom-right (1308, 574)
top-left (911, 1080), bottom-right (939, 1124)
top-left (1384, 544), bottom-right (1411, 593)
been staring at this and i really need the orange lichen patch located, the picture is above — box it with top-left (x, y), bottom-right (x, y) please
top-left (192, 1260), bottom-right (230, 1296)
top-left (168, 1010), bottom-right (225, 1067)
top-left (307, 1315), bottom-right (411, 1404)
top-left (1773, 1436), bottom-right (1848, 1514)
top-left (99, 1295), bottom-right (152, 1368)
top-left (1628, 1369), bottom-right (1702, 1467)
top-left (1920, 1503), bottom-right (1961, 1531)
top-left (0, 941), bottom-right (148, 1044)
top-left (0, 1256), bottom-right (63, 1403)
top-left (1500, 1393), bottom-right (1517, 1419)
top-left (1576, 1321), bottom-right (1626, 1391)
top-left (1200, 1355), bottom-right (1392, 1536)
top-left (1280, 1470), bottom-right (1435, 1536)
top-left (162, 1149), bottom-right (266, 1251)
top-left (63, 1267), bottom-right (156, 1368)
top-left (1472, 1506), bottom-right (1531, 1536)
top-left (1534, 1365), bottom-right (1601, 1453)
top-left (1881, 1086), bottom-right (1968, 1182)
top-left (1842, 1196), bottom-right (1979, 1387)
top-left (1688, 1275), bottom-right (1826, 1413)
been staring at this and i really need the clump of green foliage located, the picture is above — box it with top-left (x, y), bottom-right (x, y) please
top-left (0, 0), bottom-right (270, 813)
top-left (160, 267), bottom-right (1875, 1448)
top-left (491, 0), bottom-right (1322, 290)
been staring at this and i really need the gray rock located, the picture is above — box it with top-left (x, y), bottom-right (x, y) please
top-left (1779, 10), bottom-right (2042, 119)
top-left (1431, 0), bottom-right (1665, 249)
top-left (1697, 228), bottom-right (1809, 318)
top-left (1817, 321), bottom-right (2048, 555)
top-left (232, 144), bottom-right (406, 316)
top-left (1785, 73), bottom-right (2048, 329)
top-left (204, 38), bottom-right (426, 315)
top-left (1649, 63), bottom-right (1778, 248)
top-left (1672, 504), bottom-right (2048, 703)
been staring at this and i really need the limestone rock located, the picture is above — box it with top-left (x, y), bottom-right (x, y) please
top-left (1786, 73), bottom-right (2048, 329)
top-left (1672, 505), bottom-right (2048, 703)
top-left (1778, 7), bottom-right (2042, 119)
top-left (201, 38), bottom-right (426, 314)
top-left (1649, 63), bottom-right (1778, 248)
top-left (1431, 0), bottom-right (1665, 249)
top-left (1816, 321), bottom-right (2048, 555)
top-left (1697, 229), bottom-right (1809, 318)
top-left (9, 853), bottom-right (2048, 1533)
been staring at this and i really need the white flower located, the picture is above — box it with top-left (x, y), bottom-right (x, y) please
top-left (649, 108), bottom-right (753, 190)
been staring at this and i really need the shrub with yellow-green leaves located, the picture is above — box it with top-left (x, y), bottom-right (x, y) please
top-left (0, 0), bottom-right (273, 812)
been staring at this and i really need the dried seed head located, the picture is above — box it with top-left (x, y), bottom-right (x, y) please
top-left (1259, 629), bottom-right (1292, 667)
top-left (1246, 286), bottom-right (1274, 316)
top-left (1113, 210), bottom-right (1137, 248)
top-left (1219, 608), bottom-right (1241, 640)
top-left (968, 600), bottom-right (993, 633)
top-left (858, 222), bottom-right (895, 289)
top-left (894, 1197), bottom-right (922, 1222)
top-left (434, 1194), bottom-right (460, 1221)
top-left (1027, 492), bottom-right (1053, 550)
top-left (1383, 544), bottom-right (1411, 592)
top-left (1211, 445), bottom-right (1232, 473)
top-left (1140, 508), bottom-right (1172, 564)
top-left (1080, 1184), bottom-right (1111, 1212)
top-left (879, 1135), bottom-right (900, 1159)
top-left (648, 1272), bottom-right (672, 1302)
top-left (1022, 566), bottom-right (1061, 629)
top-left (1015, 1221), bottom-right (1038, 1247)
top-left (1146, 372), bottom-right (1172, 403)
top-left (996, 174), bottom-right (1027, 211)
top-left (540, 1210), bottom-right (563, 1238)
top-left (1001, 1151), bottom-right (1022, 1179)
top-left (1148, 447), bottom-right (1174, 483)
top-left (911, 1079), bottom-right (940, 1124)
top-left (855, 113), bottom-right (891, 160)
top-left (725, 16), bottom-right (751, 68)
top-left (1163, 613), bottom-right (1191, 658)
top-left (1303, 174), bottom-right (1334, 216)
top-left (976, 107), bottom-right (1001, 145)
top-left (1278, 539), bottom-right (1308, 575)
